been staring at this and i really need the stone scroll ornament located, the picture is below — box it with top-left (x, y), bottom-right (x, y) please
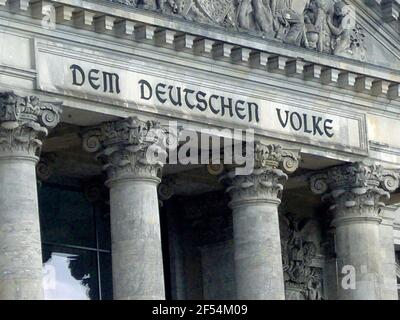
top-left (82, 117), bottom-right (177, 180)
top-left (222, 143), bottom-right (300, 202)
top-left (0, 91), bottom-right (62, 158)
top-left (113, 0), bottom-right (367, 60)
top-left (310, 162), bottom-right (400, 218)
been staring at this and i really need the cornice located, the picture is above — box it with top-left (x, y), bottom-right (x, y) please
top-left (0, 0), bottom-right (399, 102)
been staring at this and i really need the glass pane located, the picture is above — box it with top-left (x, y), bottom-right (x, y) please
top-left (95, 203), bottom-right (111, 251)
top-left (42, 244), bottom-right (99, 300)
top-left (39, 184), bottom-right (96, 248)
top-left (99, 253), bottom-right (113, 300)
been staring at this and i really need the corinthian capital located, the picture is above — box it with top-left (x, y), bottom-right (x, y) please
top-left (254, 143), bottom-right (300, 173)
top-left (0, 91), bottom-right (62, 159)
top-left (82, 117), bottom-right (169, 182)
top-left (310, 162), bottom-right (400, 219)
top-left (223, 143), bottom-right (300, 206)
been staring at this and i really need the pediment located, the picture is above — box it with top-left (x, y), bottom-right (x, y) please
top-left (120, 0), bottom-right (400, 69)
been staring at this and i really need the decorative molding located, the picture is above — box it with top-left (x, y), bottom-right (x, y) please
top-left (310, 162), bottom-right (400, 221)
top-left (0, 91), bottom-right (62, 159)
top-left (254, 144), bottom-right (300, 173)
top-left (34, 41), bottom-right (371, 157)
top-left (2, 0), bottom-right (399, 101)
top-left (82, 117), bottom-right (169, 182)
top-left (111, 0), bottom-right (367, 60)
top-left (364, 0), bottom-right (400, 24)
top-left (223, 143), bottom-right (300, 205)
top-left (369, 140), bottom-right (400, 157)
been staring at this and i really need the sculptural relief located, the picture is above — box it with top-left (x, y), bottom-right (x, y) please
top-left (280, 212), bottom-right (324, 300)
top-left (112, 0), bottom-right (367, 60)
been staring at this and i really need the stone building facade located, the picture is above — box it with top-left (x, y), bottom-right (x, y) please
top-left (0, 0), bottom-right (400, 300)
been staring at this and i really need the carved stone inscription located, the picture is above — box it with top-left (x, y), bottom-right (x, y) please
top-left (138, 79), bottom-right (259, 123)
top-left (36, 50), bottom-right (367, 153)
top-left (276, 108), bottom-right (334, 138)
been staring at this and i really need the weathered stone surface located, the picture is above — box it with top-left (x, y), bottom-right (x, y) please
top-left (83, 117), bottom-right (168, 300)
top-left (111, 0), bottom-right (366, 60)
top-left (223, 143), bottom-right (300, 300)
top-left (379, 206), bottom-right (399, 300)
top-left (310, 162), bottom-right (400, 300)
top-left (280, 213), bottom-right (323, 300)
top-left (0, 91), bottom-right (62, 300)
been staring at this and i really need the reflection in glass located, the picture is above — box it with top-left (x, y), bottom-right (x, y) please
top-left (42, 245), bottom-right (99, 300)
top-left (43, 253), bottom-right (90, 300)
top-left (39, 181), bottom-right (113, 300)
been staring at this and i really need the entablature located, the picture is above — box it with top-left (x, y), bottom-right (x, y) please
top-left (0, 0), bottom-right (399, 101)
top-left (1, 1), bottom-right (400, 168)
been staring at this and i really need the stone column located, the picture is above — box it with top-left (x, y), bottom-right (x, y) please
top-left (83, 117), bottom-right (169, 300)
top-left (0, 91), bottom-right (62, 300)
top-left (311, 163), bottom-right (400, 300)
top-left (379, 206), bottom-right (399, 300)
top-left (223, 143), bottom-right (300, 300)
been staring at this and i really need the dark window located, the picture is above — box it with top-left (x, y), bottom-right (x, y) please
top-left (39, 182), bottom-right (112, 300)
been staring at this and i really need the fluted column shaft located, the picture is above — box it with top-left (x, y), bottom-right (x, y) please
top-left (311, 163), bottom-right (400, 300)
top-left (83, 118), bottom-right (168, 300)
top-left (0, 92), bottom-right (62, 300)
top-left (224, 144), bottom-right (300, 300)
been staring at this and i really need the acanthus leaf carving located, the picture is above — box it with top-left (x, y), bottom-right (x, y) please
top-left (0, 91), bottom-right (62, 158)
top-left (309, 162), bottom-right (400, 220)
top-left (82, 117), bottom-right (171, 181)
top-left (222, 142), bottom-right (300, 204)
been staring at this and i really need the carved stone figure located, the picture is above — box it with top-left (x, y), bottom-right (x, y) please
top-left (177, 0), bottom-right (236, 26)
top-left (307, 273), bottom-right (323, 300)
top-left (137, 0), bottom-right (156, 10)
top-left (111, 0), bottom-right (367, 60)
top-left (252, 0), bottom-right (274, 34)
top-left (237, 0), bottom-right (253, 30)
top-left (280, 212), bottom-right (324, 300)
top-left (328, 1), bottom-right (366, 60)
top-left (159, 0), bottom-right (181, 14)
top-left (272, 0), bottom-right (306, 44)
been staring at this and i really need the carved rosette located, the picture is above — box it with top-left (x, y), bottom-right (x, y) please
top-left (82, 117), bottom-right (169, 183)
top-left (223, 143), bottom-right (300, 206)
top-left (0, 91), bottom-right (62, 160)
top-left (310, 163), bottom-right (400, 222)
